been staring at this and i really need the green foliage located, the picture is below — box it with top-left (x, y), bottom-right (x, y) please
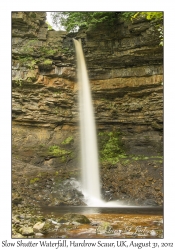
top-left (18, 56), bottom-right (33, 64)
top-left (22, 46), bottom-right (33, 54)
top-left (119, 12), bottom-right (136, 21)
top-left (21, 39), bottom-right (58, 57)
top-left (46, 21), bottom-right (53, 30)
top-left (48, 144), bottom-right (74, 163)
top-left (39, 46), bottom-right (57, 56)
top-left (129, 155), bottom-right (163, 163)
top-left (120, 11), bottom-right (163, 22)
top-left (51, 11), bottom-right (163, 46)
top-left (51, 12), bottom-right (118, 32)
top-left (131, 155), bottom-right (149, 161)
top-left (42, 59), bottom-right (52, 65)
top-left (134, 12), bottom-right (163, 21)
top-left (29, 60), bottom-right (37, 69)
top-left (61, 136), bottom-right (74, 145)
top-left (15, 78), bottom-right (23, 87)
top-left (18, 56), bottom-right (37, 70)
top-left (98, 131), bottom-right (127, 164)
top-left (98, 131), bottom-right (163, 165)
top-left (51, 11), bottom-right (163, 32)
top-left (131, 12), bottom-right (163, 46)
top-left (30, 177), bottom-right (39, 184)
top-left (21, 39), bottom-right (38, 54)
top-left (48, 145), bottom-right (70, 156)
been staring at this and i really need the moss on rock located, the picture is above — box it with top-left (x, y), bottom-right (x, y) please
top-left (61, 136), bottom-right (74, 145)
top-left (48, 145), bottom-right (71, 156)
top-left (98, 131), bottom-right (127, 164)
top-left (30, 177), bottom-right (40, 184)
top-left (57, 213), bottom-right (90, 224)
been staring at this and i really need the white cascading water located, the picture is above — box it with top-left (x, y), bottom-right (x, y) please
top-left (73, 39), bottom-right (102, 205)
top-left (73, 39), bottom-right (125, 207)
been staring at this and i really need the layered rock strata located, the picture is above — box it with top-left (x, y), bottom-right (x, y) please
top-left (12, 12), bottom-right (163, 206)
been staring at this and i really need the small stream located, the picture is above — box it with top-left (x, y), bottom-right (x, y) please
top-left (40, 206), bottom-right (163, 239)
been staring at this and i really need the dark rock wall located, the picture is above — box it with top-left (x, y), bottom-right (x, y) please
top-left (12, 12), bottom-right (163, 206)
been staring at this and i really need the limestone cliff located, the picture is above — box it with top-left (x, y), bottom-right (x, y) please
top-left (12, 12), bottom-right (163, 206)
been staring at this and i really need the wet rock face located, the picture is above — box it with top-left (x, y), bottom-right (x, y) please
top-left (12, 12), bottom-right (163, 205)
top-left (12, 159), bottom-right (85, 207)
top-left (101, 160), bottom-right (163, 206)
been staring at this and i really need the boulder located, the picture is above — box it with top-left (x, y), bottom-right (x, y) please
top-left (33, 222), bottom-right (45, 233)
top-left (20, 226), bottom-right (34, 236)
top-left (35, 232), bottom-right (44, 238)
top-left (57, 213), bottom-right (90, 224)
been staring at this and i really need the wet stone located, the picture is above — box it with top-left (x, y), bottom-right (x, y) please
top-left (57, 213), bottom-right (90, 224)
top-left (35, 232), bottom-right (44, 238)
top-left (12, 233), bottom-right (25, 238)
top-left (19, 226), bottom-right (34, 236)
top-left (33, 221), bottom-right (45, 233)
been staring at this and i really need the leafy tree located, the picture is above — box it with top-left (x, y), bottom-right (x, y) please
top-left (136, 12), bottom-right (163, 46)
top-left (46, 21), bottom-right (53, 30)
top-left (128, 11), bottom-right (163, 46)
top-left (119, 11), bottom-right (163, 22)
top-left (119, 12), bottom-right (136, 20)
top-left (51, 11), bottom-right (163, 45)
top-left (51, 12), bottom-right (118, 32)
top-left (131, 11), bottom-right (163, 21)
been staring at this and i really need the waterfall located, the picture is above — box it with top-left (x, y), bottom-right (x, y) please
top-left (73, 39), bottom-right (102, 205)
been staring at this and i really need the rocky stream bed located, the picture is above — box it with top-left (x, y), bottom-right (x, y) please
top-left (12, 204), bottom-right (163, 239)
top-left (12, 158), bottom-right (163, 239)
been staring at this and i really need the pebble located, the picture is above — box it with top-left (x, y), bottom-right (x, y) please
top-left (33, 222), bottom-right (45, 233)
top-left (19, 214), bottom-right (25, 219)
top-left (20, 226), bottom-right (34, 236)
top-left (25, 215), bottom-right (31, 219)
top-left (48, 219), bottom-right (60, 225)
top-left (35, 232), bottom-right (44, 238)
top-left (150, 230), bottom-right (157, 236)
top-left (12, 233), bottom-right (25, 238)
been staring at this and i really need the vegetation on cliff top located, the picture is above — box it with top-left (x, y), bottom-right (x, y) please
top-left (51, 11), bottom-right (163, 45)
top-left (51, 11), bottom-right (163, 30)
top-left (51, 12), bottom-right (118, 32)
